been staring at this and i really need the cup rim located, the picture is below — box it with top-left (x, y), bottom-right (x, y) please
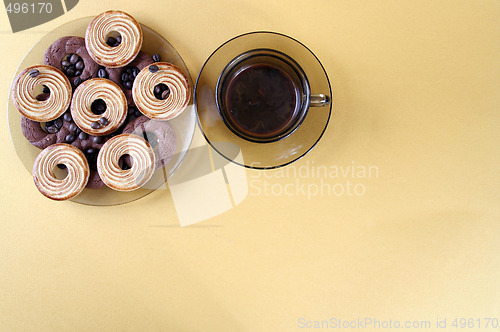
top-left (214, 48), bottom-right (311, 143)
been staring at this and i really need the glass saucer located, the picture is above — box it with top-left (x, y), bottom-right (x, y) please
top-left (195, 31), bottom-right (332, 169)
top-left (7, 17), bottom-right (196, 206)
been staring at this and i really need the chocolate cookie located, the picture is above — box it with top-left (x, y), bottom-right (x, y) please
top-left (43, 36), bottom-right (99, 89)
top-left (107, 51), bottom-right (154, 105)
top-left (122, 115), bottom-right (177, 169)
top-left (20, 116), bottom-right (57, 149)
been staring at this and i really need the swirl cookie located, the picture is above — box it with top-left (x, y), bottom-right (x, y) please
top-left (12, 65), bottom-right (72, 122)
top-left (53, 111), bottom-right (112, 189)
top-left (132, 62), bottom-right (190, 120)
top-left (21, 103), bottom-right (148, 189)
top-left (71, 78), bottom-right (127, 135)
top-left (97, 134), bottom-right (155, 191)
top-left (33, 143), bottom-right (90, 200)
top-left (43, 36), bottom-right (100, 89)
top-left (85, 10), bottom-right (143, 68)
top-left (122, 115), bottom-right (177, 168)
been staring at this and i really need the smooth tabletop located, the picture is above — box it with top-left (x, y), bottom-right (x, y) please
top-left (0, 1), bottom-right (499, 331)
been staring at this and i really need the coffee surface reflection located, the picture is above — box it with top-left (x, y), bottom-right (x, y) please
top-left (223, 63), bottom-right (300, 139)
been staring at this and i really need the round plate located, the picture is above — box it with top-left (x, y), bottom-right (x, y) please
top-left (7, 17), bottom-right (196, 206)
top-left (195, 31), bottom-right (332, 169)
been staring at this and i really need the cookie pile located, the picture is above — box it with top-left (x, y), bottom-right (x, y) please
top-left (12, 10), bottom-right (189, 200)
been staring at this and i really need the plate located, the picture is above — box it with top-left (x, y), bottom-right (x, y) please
top-left (195, 31), bottom-right (332, 169)
top-left (7, 17), bottom-right (196, 206)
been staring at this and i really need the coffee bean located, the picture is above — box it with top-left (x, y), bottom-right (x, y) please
top-left (92, 136), bottom-right (104, 144)
top-left (99, 117), bottom-right (109, 126)
top-left (63, 112), bottom-right (72, 122)
top-left (67, 68), bottom-right (75, 77)
top-left (85, 148), bottom-right (99, 170)
top-left (29, 69), bottom-right (39, 78)
top-left (106, 37), bottom-right (116, 46)
top-left (68, 123), bottom-right (77, 132)
top-left (74, 77), bottom-right (82, 87)
top-left (124, 81), bottom-right (132, 89)
top-left (54, 118), bottom-right (63, 129)
top-left (46, 125), bottom-right (57, 134)
top-left (35, 93), bottom-right (49, 101)
top-left (121, 72), bottom-right (129, 82)
top-left (37, 93), bottom-right (48, 101)
top-left (74, 70), bottom-right (82, 76)
top-left (42, 85), bottom-right (50, 94)
top-left (65, 134), bottom-right (76, 143)
top-left (69, 54), bottom-right (79, 64)
top-left (78, 132), bottom-right (88, 140)
top-left (116, 35), bottom-right (122, 43)
top-left (161, 89), bottom-right (170, 100)
top-left (57, 164), bottom-right (66, 169)
top-left (95, 104), bottom-right (106, 113)
top-left (75, 60), bottom-right (84, 70)
top-left (126, 67), bottom-right (133, 74)
top-left (61, 60), bottom-right (71, 67)
top-left (154, 83), bottom-right (170, 99)
top-left (149, 65), bottom-right (159, 73)
top-left (98, 68), bottom-right (108, 78)
top-left (75, 127), bottom-right (81, 135)
top-left (87, 157), bottom-right (97, 170)
top-left (153, 53), bottom-right (161, 62)
top-left (91, 121), bottom-right (101, 129)
top-left (92, 99), bottom-right (106, 114)
top-left (132, 68), bottom-right (139, 77)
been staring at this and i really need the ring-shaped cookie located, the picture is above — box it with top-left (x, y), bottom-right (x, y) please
top-left (12, 65), bottom-right (72, 122)
top-left (132, 62), bottom-right (190, 120)
top-left (71, 78), bottom-right (127, 136)
top-left (33, 143), bottom-right (90, 200)
top-left (85, 10), bottom-right (143, 68)
top-left (97, 134), bottom-right (155, 191)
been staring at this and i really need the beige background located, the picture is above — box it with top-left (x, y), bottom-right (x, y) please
top-left (1, 0), bottom-right (499, 331)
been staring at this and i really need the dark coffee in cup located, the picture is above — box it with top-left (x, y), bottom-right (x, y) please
top-left (224, 63), bottom-right (300, 138)
top-left (216, 49), bottom-right (311, 143)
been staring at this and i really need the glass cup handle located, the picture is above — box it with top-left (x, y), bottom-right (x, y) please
top-left (310, 94), bottom-right (331, 107)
